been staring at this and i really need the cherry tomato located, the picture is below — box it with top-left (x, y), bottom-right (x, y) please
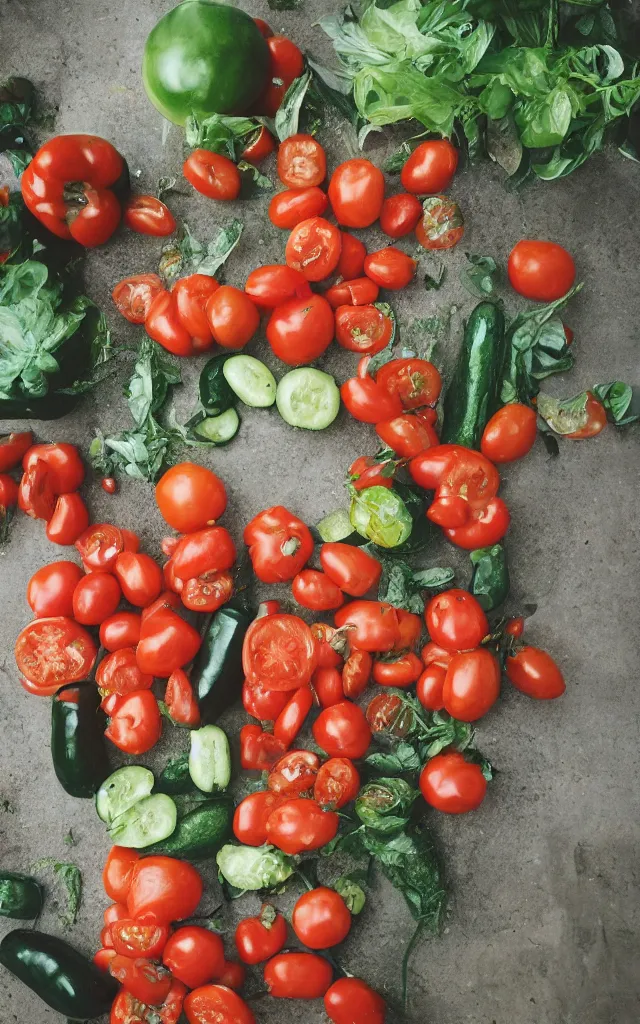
top-left (401, 139), bottom-right (458, 194)
top-left (320, 543), bottom-right (381, 597)
top-left (127, 856), bottom-right (203, 924)
top-left (267, 749), bottom-right (319, 795)
top-left (348, 455), bottom-right (393, 491)
top-left (0, 431), bottom-right (32, 472)
top-left (183, 149), bottom-right (241, 201)
top-left (417, 664), bottom-right (446, 711)
top-left (376, 413), bottom-right (438, 458)
top-left (15, 617), bottom-right (96, 693)
top-left (235, 905), bottom-right (287, 965)
top-left (156, 463), bottom-right (227, 533)
top-left (112, 919), bottom-right (170, 959)
top-left (162, 927), bottom-right (225, 989)
top-left (112, 273), bottom-right (164, 323)
top-left (259, 35), bottom-right (305, 117)
top-left (136, 609), bottom-right (201, 676)
top-left (75, 523), bottom-right (125, 572)
top-left (328, 159), bottom-right (384, 229)
top-left (325, 277), bottom-right (379, 309)
top-left (278, 134), bottom-right (326, 189)
top-left (274, 687), bottom-right (314, 747)
top-left (364, 247), bottom-right (416, 290)
top-left (243, 613), bottom-right (317, 691)
top-left (313, 666), bottom-right (345, 707)
top-left (18, 460), bottom-right (55, 521)
top-left (23, 443), bottom-right (84, 494)
top-left (245, 264), bottom-right (311, 307)
top-left (394, 609), bottom-right (422, 652)
top-left (425, 589), bottom-right (489, 652)
top-left (27, 561), bottom-right (83, 618)
top-left (206, 285), bottom-right (260, 350)
top-left (124, 195), bottom-right (176, 236)
top-left (114, 552), bottom-right (162, 608)
top-left (96, 648), bottom-right (153, 696)
top-left (505, 616), bottom-right (525, 639)
top-left (565, 392), bottom-right (608, 438)
top-left (110, 955), bottom-right (172, 1006)
top-left (341, 373), bottom-right (403, 423)
top-left (313, 701), bottom-right (372, 759)
top-left (373, 651), bottom-right (423, 688)
top-left (376, 357), bottom-right (442, 410)
top-left (72, 572), bottom-right (121, 626)
top-left (335, 303), bottom-right (393, 354)
top-left (508, 239), bottom-right (576, 302)
top-left (264, 952), bottom-right (333, 999)
top-left (94, 948), bottom-right (116, 973)
top-left (342, 650), bottom-right (372, 699)
top-left (173, 273), bottom-right (219, 351)
top-left (266, 798), bottom-right (339, 854)
top-left (444, 496), bottom-right (510, 549)
top-left (314, 757), bottom-right (360, 810)
top-left (242, 125), bottom-right (276, 163)
top-left (216, 961), bottom-right (246, 991)
top-left (102, 477), bottom-right (117, 495)
top-left (233, 790), bottom-right (287, 846)
top-left (506, 645), bottom-right (565, 699)
top-left (242, 679), bottom-right (289, 721)
top-left (416, 196), bottom-right (464, 250)
top-left (105, 689), bottom-right (162, 755)
top-left (240, 725), bottom-right (287, 771)
top-left (184, 985), bottom-right (254, 1024)
top-left (334, 600), bottom-right (400, 652)
top-left (110, 980), bottom-right (187, 1024)
top-left (324, 978), bottom-right (386, 1024)
top-left (267, 293), bottom-right (334, 364)
top-left (269, 186), bottom-right (328, 229)
top-left (292, 887), bottom-right (351, 950)
top-left (420, 751), bottom-right (487, 813)
top-left (481, 403), bottom-right (538, 463)
top-left (292, 570), bottom-right (344, 612)
top-left (285, 216), bottom-right (341, 282)
top-left (380, 192), bottom-right (423, 238)
top-left (443, 648), bottom-right (500, 721)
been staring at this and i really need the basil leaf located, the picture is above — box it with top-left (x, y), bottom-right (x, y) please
top-left (160, 220), bottom-right (243, 283)
top-left (459, 252), bottom-right (498, 298)
top-left (185, 113), bottom-right (261, 161)
top-left (275, 71), bottom-right (313, 142)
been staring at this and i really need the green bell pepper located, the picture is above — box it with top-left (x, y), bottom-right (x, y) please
top-left (193, 600), bottom-right (251, 723)
top-left (470, 543), bottom-right (510, 611)
top-left (0, 873), bottom-right (43, 920)
top-left (51, 682), bottom-right (111, 799)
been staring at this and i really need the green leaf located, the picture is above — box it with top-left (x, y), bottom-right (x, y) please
top-left (459, 253), bottom-right (498, 298)
top-left (275, 72), bottom-right (313, 142)
top-left (333, 875), bottom-right (367, 914)
top-left (237, 161), bottom-right (274, 197)
top-left (185, 114), bottom-right (261, 161)
top-left (502, 286), bottom-right (581, 404)
top-left (159, 221), bottom-right (243, 284)
top-left (470, 543), bottom-right (510, 611)
top-left (592, 381), bottom-right (640, 425)
top-left (365, 742), bottom-right (421, 774)
top-left (378, 557), bottom-right (453, 614)
top-left (353, 64), bottom-right (467, 134)
top-left (32, 859), bottom-right (82, 929)
top-left (362, 824), bottom-right (446, 928)
top-left (355, 778), bottom-right (419, 834)
top-left (424, 260), bottom-right (446, 291)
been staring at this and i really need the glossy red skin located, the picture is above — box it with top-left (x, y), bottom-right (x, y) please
top-left (313, 666), bottom-right (345, 708)
top-left (183, 149), bottom-right (241, 200)
top-left (245, 264), bottom-right (311, 307)
top-left (292, 570), bottom-right (344, 611)
top-left (162, 927), bottom-right (225, 989)
top-left (409, 444), bottom-right (499, 497)
top-left (393, 609), bottom-right (422, 652)
top-left (93, 948), bottom-right (116, 973)
top-left (259, 35), bottom-right (305, 116)
top-left (364, 247), bottom-right (417, 290)
top-left (0, 477), bottom-right (16, 507)
top-left (15, 616), bottom-right (97, 691)
top-left (285, 216), bottom-right (342, 282)
top-left (18, 463), bottom-right (55, 520)
top-left (75, 523), bottom-right (124, 572)
top-left (266, 798), bottom-right (339, 854)
top-left (341, 377), bottom-right (403, 423)
top-left (0, 432), bottom-right (33, 472)
top-left (425, 589), bottom-right (489, 652)
top-left (179, 567), bottom-right (231, 613)
top-left (506, 646), bottom-right (566, 699)
top-left (380, 192), bottom-right (423, 238)
top-left (114, 552), bottom-right (162, 608)
top-left (420, 751), bottom-right (487, 813)
top-left (375, 413), bottom-right (438, 458)
top-left (243, 613), bottom-right (317, 692)
top-left (314, 757), bottom-right (360, 809)
top-left (265, 953), bottom-right (333, 999)
top-left (171, 527), bottom-right (235, 580)
top-left (320, 543), bottom-right (382, 597)
top-left (102, 477), bottom-right (117, 494)
top-left (336, 232), bottom-right (367, 280)
top-left (349, 455), bottom-right (394, 491)
top-left (72, 572), bottom-right (121, 625)
top-left (109, 954), bottom-right (172, 1005)
top-left (278, 134), bottom-right (327, 189)
top-left (242, 679), bottom-right (290, 721)
top-left (427, 494), bottom-right (469, 528)
top-left (254, 17), bottom-right (272, 36)
top-left (111, 979), bottom-right (187, 1024)
top-left (242, 125), bottom-right (276, 163)
top-left (267, 749), bottom-right (319, 795)
top-left (444, 496), bottom-right (511, 549)
top-left (206, 285), bottom-right (260, 350)
top-left (267, 293), bottom-right (335, 365)
top-left (335, 304), bottom-right (393, 354)
top-left (505, 616), bottom-right (525, 638)
top-left (376, 357), bottom-right (442, 410)
top-left (508, 240), bottom-right (576, 301)
top-left (324, 977), bottom-right (386, 1024)
top-left (401, 140), bottom-right (458, 194)
top-left (372, 651), bottom-right (423, 688)
top-left (269, 186), bottom-right (329, 229)
top-left (311, 623), bottom-right (344, 669)
top-left (328, 159), bottom-right (384, 229)
top-left (156, 463), bottom-right (227, 533)
top-left (244, 506), bottom-right (314, 583)
top-left (27, 561), bottom-right (83, 618)
top-left (136, 609), bottom-right (201, 676)
top-left (100, 612), bottom-right (142, 652)
top-left (105, 689), bottom-right (162, 755)
top-left (235, 907), bottom-right (288, 965)
top-left (566, 392), bottom-right (608, 438)
top-left (342, 650), bottom-right (372, 699)
top-left (111, 919), bottom-right (169, 959)
top-left (112, 273), bottom-right (164, 323)
top-left (124, 195), bottom-right (176, 236)
top-left (184, 984), bottom-right (255, 1024)
top-left (141, 591), bottom-right (182, 627)
top-left (23, 443), bottom-right (84, 494)
top-left (292, 887), bottom-right (351, 949)
top-left (165, 669), bottom-right (201, 726)
top-left (274, 687), bottom-right (314, 747)
top-left (417, 664), bottom-right (446, 710)
top-left (146, 289), bottom-right (195, 356)
top-left (421, 641), bottom-right (454, 668)
top-left (216, 961), bottom-right (246, 992)
top-left (104, 903), bottom-right (129, 926)
top-left (325, 277), bottom-right (379, 309)
top-left (233, 791), bottom-right (287, 846)
top-left (334, 601), bottom-right (400, 652)
top-left (103, 847), bottom-right (140, 903)
top-left (127, 857), bottom-right (203, 925)
top-left (443, 648), bottom-right (501, 721)
top-left (481, 404), bottom-right (538, 463)
top-left (173, 274), bottom-right (219, 351)
top-left (240, 725), bottom-right (287, 771)
top-left (313, 701), bottom-right (372, 759)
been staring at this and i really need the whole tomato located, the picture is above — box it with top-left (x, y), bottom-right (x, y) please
top-left (105, 689), bottom-right (162, 755)
top-left (96, 647), bottom-right (153, 696)
top-left (127, 856), bottom-right (203, 924)
top-left (0, 431), bottom-right (33, 472)
top-left (240, 725), bottom-right (287, 771)
top-left (341, 372), bottom-right (403, 424)
top-left (292, 887), bottom-right (351, 949)
top-left (264, 952), bottom-right (333, 999)
top-left (173, 274), bottom-right (219, 351)
top-left (314, 757), bottom-right (360, 809)
top-left (292, 570), bottom-right (344, 611)
top-left (0, 475), bottom-right (18, 508)
top-left (375, 413), bottom-right (438, 458)
top-left (206, 286), bottom-right (260, 349)
top-left (565, 392), bottom-right (608, 439)
top-left (114, 552), bottom-right (163, 608)
top-left (136, 609), bottom-right (201, 676)
top-left (242, 679), bottom-right (290, 721)
top-left (425, 589), bottom-right (489, 652)
top-left (183, 149), bottom-right (241, 200)
top-left (267, 293), bottom-right (335, 365)
top-left (23, 442), bottom-right (84, 494)
top-left (46, 493), bottom-right (90, 545)
top-left (277, 134), bottom-right (326, 188)
top-left (334, 303), bottom-right (393, 354)
top-left (376, 357), bottom-right (442, 410)
top-left (244, 506), bottom-right (314, 583)
top-left (443, 648), bottom-right (501, 721)
top-left (444, 497), bottom-right (510, 549)
top-left (215, 961), bottom-right (246, 992)
top-left (416, 664), bottom-right (446, 711)
top-left (364, 247), bottom-right (416, 290)
top-left (334, 600), bottom-right (400, 652)
top-left (313, 666), bottom-right (345, 708)
top-left (242, 126), bottom-right (276, 163)
top-left (336, 232), bottom-right (367, 279)
top-left (267, 750), bottom-right (319, 796)
top-left (27, 561), bottom-right (83, 618)
top-left (481, 403), bottom-right (538, 463)
top-left (266, 798), bottom-right (339, 854)
top-left (18, 459), bottom-right (56, 520)
top-left (508, 240), bottom-right (576, 302)
top-left (420, 752), bottom-right (487, 813)
top-left (269, 187), bottom-right (329, 229)
top-left (328, 159), bottom-right (384, 228)
top-left (372, 651), bottom-right (423, 688)
top-left (394, 609), bottom-right (422, 651)
top-left (320, 543), bottom-right (382, 597)
top-left (156, 463), bottom-right (227, 533)
top-left (164, 668), bottom-right (201, 726)
top-left (233, 790), bottom-right (287, 847)
top-left (245, 264), bottom-right (311, 307)
top-left (313, 701), bottom-right (372, 759)
top-left (146, 289), bottom-right (195, 356)
top-left (260, 34), bottom-right (304, 116)
top-left (103, 846), bottom-right (140, 903)
top-left (285, 216), bottom-right (342, 282)
top-left (400, 139), bottom-right (458, 194)
top-left (184, 985), bottom-right (255, 1024)
top-left (324, 978), bottom-right (386, 1024)
top-left (274, 687), bottom-right (314, 747)
top-left (506, 645), bottom-right (566, 699)
top-left (124, 195), bottom-right (176, 236)
top-left (380, 192), bottom-right (423, 238)
top-left (171, 527), bottom-right (236, 580)
top-left (235, 905), bottom-right (287, 964)
top-left (72, 572), bottom-right (121, 625)
top-left (162, 926), bottom-right (225, 989)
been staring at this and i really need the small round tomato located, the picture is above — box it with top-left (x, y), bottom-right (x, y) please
top-left (506, 645), bottom-right (565, 699)
top-left (109, 955), bottom-right (172, 1006)
top-left (292, 569), bottom-right (344, 611)
top-left (124, 195), bottom-right (176, 236)
top-left (156, 463), bottom-right (227, 533)
top-left (96, 647), bottom-right (153, 696)
top-left (274, 687), bottom-right (314, 747)
top-left (27, 561), bottom-right (83, 618)
top-left (292, 887), bottom-right (351, 950)
top-left (127, 856), bottom-right (203, 925)
top-left (102, 477), bottom-right (117, 494)
top-left (216, 961), bottom-right (246, 991)
top-left (233, 790), bottom-right (287, 846)
top-left (324, 978), bottom-right (386, 1024)
top-left (136, 609), bottom-right (201, 676)
top-left (364, 247), bottom-right (416, 290)
top-left (265, 952), bottom-right (333, 1000)
top-left (348, 455), bottom-right (394, 491)
top-left (112, 273), bottom-right (164, 324)
top-left (313, 666), bottom-right (345, 707)
top-left (341, 374), bottom-right (403, 424)
top-left (114, 552), bottom-right (162, 608)
top-left (103, 846), bottom-right (139, 903)
top-left (162, 926), bottom-right (225, 989)
top-left (320, 543), bottom-right (381, 597)
top-left (242, 125), bottom-right (276, 163)
top-left (379, 192), bottom-right (423, 238)
top-left (417, 664), bottom-right (446, 710)
top-left (508, 240), bottom-right (576, 301)
top-left (245, 264), bottom-right (311, 308)
top-left (184, 984), bottom-right (254, 1024)
top-left (376, 413), bottom-right (439, 458)
top-left (23, 443), bottom-right (84, 494)
top-left (425, 589), bottom-right (489, 652)
top-left (44, 492), bottom-right (89, 545)
top-left (481, 403), bottom-right (538, 463)
top-left (15, 617), bottom-right (96, 693)
top-left (268, 749), bottom-right (319, 796)
top-left (336, 231), bottom-right (367, 280)
top-left (278, 134), bottom-right (326, 189)
top-left (172, 526), bottom-right (236, 580)
top-left (267, 293), bottom-right (335, 365)
top-left (342, 650), bottom-right (372, 699)
top-left (335, 303), bottom-right (393, 354)
top-left (75, 523), bottom-right (125, 572)
top-left (328, 159), bottom-right (384, 229)
top-left (0, 431), bottom-right (33, 472)
top-left (401, 139), bottom-right (458, 195)
top-left (243, 613), bottom-right (317, 691)
top-left (373, 651), bottom-right (423, 688)
top-left (112, 919), bottom-right (170, 959)
top-left (444, 496), bottom-right (511, 549)
top-left (565, 392), bottom-right (608, 439)
top-left (505, 616), bottom-right (525, 639)
top-left (254, 17), bottom-right (273, 37)
top-left (313, 701), bottom-right (372, 759)
top-left (325, 277), bottom-right (379, 309)
top-left (72, 572), bottom-right (121, 626)
top-left (443, 648), bottom-right (501, 721)
top-left (266, 798), bottom-right (339, 854)
top-left (105, 689), bottom-right (162, 755)
top-left (420, 751), bottom-right (487, 813)
top-left (183, 149), bottom-right (241, 201)
top-left (242, 679), bottom-right (290, 721)
top-left (334, 600), bottom-right (400, 652)
top-left (416, 196), bottom-right (464, 250)
top-left (314, 757), bottom-right (360, 810)
top-left (18, 460), bottom-right (56, 520)
top-left (376, 356), bottom-right (441, 410)
top-left (269, 186), bottom-right (328, 229)
top-left (206, 285), bottom-right (260, 349)
top-left (285, 216), bottom-right (341, 282)
top-left (260, 35), bottom-right (305, 116)
top-left (235, 905), bottom-right (287, 965)
top-left (173, 273), bottom-right (219, 351)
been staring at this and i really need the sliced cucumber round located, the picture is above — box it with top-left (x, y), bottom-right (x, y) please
top-left (276, 367), bottom-right (340, 430)
top-left (96, 766), bottom-right (154, 825)
top-left (193, 408), bottom-right (240, 444)
top-left (107, 793), bottom-right (177, 849)
top-left (189, 725), bottom-right (231, 793)
top-left (223, 355), bottom-right (276, 407)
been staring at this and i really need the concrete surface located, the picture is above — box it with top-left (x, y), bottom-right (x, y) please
top-left (1, 1), bottom-right (639, 1022)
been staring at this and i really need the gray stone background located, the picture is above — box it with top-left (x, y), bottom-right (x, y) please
top-left (1, 1), bottom-right (639, 1022)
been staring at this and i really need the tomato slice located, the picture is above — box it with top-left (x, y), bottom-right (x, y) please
top-left (112, 919), bottom-right (170, 959)
top-left (75, 523), bottom-right (125, 572)
top-left (243, 614), bottom-right (317, 691)
top-left (15, 617), bottom-right (97, 693)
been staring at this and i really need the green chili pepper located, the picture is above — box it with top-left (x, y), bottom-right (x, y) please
top-left (470, 543), bottom-right (510, 611)
top-left (192, 601), bottom-right (251, 723)
top-left (0, 873), bottom-right (43, 920)
top-left (51, 682), bottom-right (110, 799)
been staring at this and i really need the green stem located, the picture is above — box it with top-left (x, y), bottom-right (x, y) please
top-left (401, 920), bottom-right (425, 1010)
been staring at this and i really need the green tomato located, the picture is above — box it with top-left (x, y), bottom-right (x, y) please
top-left (350, 485), bottom-right (413, 548)
top-left (143, 1), bottom-right (270, 125)
top-left (216, 843), bottom-right (294, 890)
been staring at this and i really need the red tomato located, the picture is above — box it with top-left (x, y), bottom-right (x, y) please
top-left (260, 35), bottom-right (305, 117)
top-left (0, 431), bottom-right (32, 472)
top-left (274, 687), bottom-right (314, 747)
top-left (96, 648), bottom-right (153, 696)
top-left (310, 623), bottom-right (344, 669)
top-left (156, 463), bottom-right (227, 533)
top-left (184, 985), bottom-right (254, 1024)
top-left (421, 641), bottom-right (453, 668)
top-left (333, 234), bottom-right (365, 285)
top-left (292, 887), bottom-right (351, 950)
top-left (206, 285), bottom-right (260, 350)
top-left (46, 492), bottom-right (90, 545)
top-left (313, 666), bottom-right (344, 707)
top-left (285, 217), bottom-right (341, 282)
top-left (235, 905), bottom-right (287, 965)
top-left (245, 264), bottom-right (311, 307)
top-left (328, 159), bottom-right (384, 229)
top-left (72, 572), bottom-right (121, 625)
top-left (171, 527), bottom-right (235, 580)
top-left (380, 192), bottom-right (423, 238)
top-left (292, 570), bottom-right (344, 612)
top-left (104, 903), bottom-right (129, 927)
top-left (124, 195), bottom-right (176, 236)
top-left (173, 274), bottom-right (219, 351)
top-left (110, 980), bottom-right (187, 1024)
top-left (348, 455), bottom-right (393, 491)
top-left (141, 591), bottom-right (181, 626)
top-left (105, 689), bottom-right (161, 755)
top-left (416, 196), bottom-right (464, 250)
top-left (267, 293), bottom-right (334, 365)
top-left (394, 608), bottom-right (422, 652)
top-left (425, 589), bottom-right (488, 652)
top-left (506, 645), bottom-right (565, 699)
top-left (18, 459), bottom-right (55, 520)
top-left (75, 523), bottom-right (125, 573)
top-left (264, 953), bottom-right (333, 999)
top-left (266, 798), bottom-right (339, 854)
top-left (335, 303), bottom-right (393, 354)
top-left (112, 273), bottom-right (164, 323)
top-left (163, 927), bottom-right (225, 989)
top-left (183, 150), bottom-right (241, 201)
top-left (334, 600), bottom-right (400, 652)
top-left (243, 613), bottom-right (316, 691)
top-left (324, 978), bottom-right (386, 1024)
top-left (233, 791), bottom-right (287, 846)
top-left (0, 474), bottom-right (17, 507)
top-left (163, 668), bottom-right (200, 727)
top-left (401, 140), bottom-right (458, 194)
top-left (242, 679), bottom-right (289, 721)
top-left (341, 374), bottom-right (403, 424)
top-left (373, 651), bottom-right (423, 688)
top-left (242, 125), bottom-right (276, 163)
top-left (565, 392), bottom-right (608, 439)
top-left (240, 725), bottom-right (287, 771)
top-left (481, 403), bottom-right (538, 462)
top-left (27, 561), bottom-right (83, 618)
top-left (127, 857), bottom-right (203, 924)
top-left (364, 247), bottom-right (416, 290)
top-left (93, 948), bottom-right (116, 973)
top-left (146, 289), bottom-right (194, 357)
top-left (100, 613), bottom-right (142, 652)
top-left (278, 134), bottom-right (326, 188)
top-left (15, 617), bottom-right (96, 693)
top-left (114, 552), bottom-right (162, 608)
top-left (325, 277), bottom-right (379, 309)
top-left (109, 955), bottom-right (172, 1006)
top-left (23, 443), bottom-right (84, 494)
top-left (508, 240), bottom-right (576, 301)
top-left (103, 847), bottom-right (140, 903)
top-left (342, 650), bottom-right (372, 699)
top-left (112, 919), bottom-right (169, 959)
top-left (136, 609), bottom-right (201, 676)
top-left (267, 749), bottom-right (319, 795)
top-left (417, 664), bottom-right (446, 711)
top-left (269, 187), bottom-right (328, 229)
top-left (254, 18), bottom-right (273, 38)
top-left (444, 496), bottom-right (510, 549)
top-left (420, 751), bottom-right (487, 813)
top-left (320, 543), bottom-right (381, 597)
top-left (244, 507), bottom-right (314, 584)
top-left (443, 648), bottom-right (500, 721)
top-left (314, 757), bottom-right (360, 810)
top-left (215, 962), bottom-right (246, 991)
top-left (376, 413), bottom-right (438, 458)
top-left (313, 701), bottom-right (371, 759)
top-left (505, 616), bottom-right (525, 639)
top-left (376, 357), bottom-right (442, 410)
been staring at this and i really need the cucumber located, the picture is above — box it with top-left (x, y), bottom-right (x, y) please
top-left (155, 753), bottom-right (195, 795)
top-left (276, 367), bottom-right (340, 430)
top-left (223, 355), bottom-right (276, 407)
top-left (142, 800), bottom-right (232, 860)
top-left (189, 725), bottom-right (231, 793)
top-left (107, 794), bottom-right (177, 849)
top-left (96, 766), bottom-right (154, 825)
top-left (441, 301), bottom-right (506, 450)
top-left (193, 408), bottom-right (240, 444)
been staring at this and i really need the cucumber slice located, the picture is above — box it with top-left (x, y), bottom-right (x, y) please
top-left (96, 766), bottom-right (154, 825)
top-left (276, 368), bottom-right (340, 430)
top-left (193, 408), bottom-right (240, 444)
top-left (317, 509), bottom-right (356, 543)
top-left (189, 725), bottom-right (231, 793)
top-left (223, 355), bottom-right (276, 407)
top-left (107, 794), bottom-right (177, 849)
